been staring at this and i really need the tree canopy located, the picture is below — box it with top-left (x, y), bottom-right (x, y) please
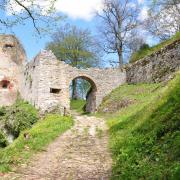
top-left (46, 24), bottom-right (101, 68)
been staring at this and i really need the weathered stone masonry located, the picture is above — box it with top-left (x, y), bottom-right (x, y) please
top-left (0, 35), bottom-right (26, 106)
top-left (21, 51), bottom-right (126, 113)
top-left (126, 40), bottom-right (180, 83)
top-left (0, 35), bottom-right (180, 113)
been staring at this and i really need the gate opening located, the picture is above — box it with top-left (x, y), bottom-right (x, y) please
top-left (69, 76), bottom-right (97, 113)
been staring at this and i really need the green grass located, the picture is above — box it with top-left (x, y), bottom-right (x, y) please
top-left (130, 32), bottom-right (180, 63)
top-left (98, 83), bottom-right (162, 114)
top-left (70, 99), bottom-right (86, 114)
top-left (98, 71), bottom-right (180, 179)
top-left (0, 114), bottom-right (73, 172)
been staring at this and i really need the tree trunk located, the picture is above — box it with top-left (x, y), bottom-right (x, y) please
top-left (72, 79), bottom-right (78, 99)
top-left (118, 47), bottom-right (123, 67)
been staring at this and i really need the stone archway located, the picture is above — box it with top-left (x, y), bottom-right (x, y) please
top-left (69, 76), bottom-right (97, 113)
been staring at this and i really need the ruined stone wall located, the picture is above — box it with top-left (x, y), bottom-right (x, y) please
top-left (0, 35), bottom-right (26, 106)
top-left (126, 40), bottom-right (180, 83)
top-left (0, 34), bottom-right (179, 114)
top-left (22, 50), bottom-right (126, 113)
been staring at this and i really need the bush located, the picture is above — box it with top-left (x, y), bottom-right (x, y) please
top-left (139, 43), bottom-right (150, 50)
top-left (0, 107), bottom-right (6, 117)
top-left (0, 131), bottom-right (8, 148)
top-left (4, 99), bottom-right (38, 137)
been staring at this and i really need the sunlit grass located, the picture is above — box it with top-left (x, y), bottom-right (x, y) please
top-left (0, 114), bottom-right (73, 172)
top-left (70, 99), bottom-right (86, 114)
top-left (98, 71), bottom-right (180, 179)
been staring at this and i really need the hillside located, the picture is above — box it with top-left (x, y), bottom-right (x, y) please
top-left (98, 71), bottom-right (180, 179)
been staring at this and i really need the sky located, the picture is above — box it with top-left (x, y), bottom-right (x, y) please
top-left (1, 0), bottom-right (155, 64)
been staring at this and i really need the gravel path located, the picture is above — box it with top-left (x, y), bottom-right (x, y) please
top-left (3, 114), bottom-right (112, 180)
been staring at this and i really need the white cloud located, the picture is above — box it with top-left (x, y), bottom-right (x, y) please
top-left (55, 0), bottom-right (103, 21)
top-left (139, 6), bottom-right (148, 21)
top-left (6, 0), bottom-right (103, 21)
top-left (137, 0), bottom-right (144, 4)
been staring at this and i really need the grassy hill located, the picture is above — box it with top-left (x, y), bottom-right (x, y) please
top-left (98, 71), bottom-right (180, 179)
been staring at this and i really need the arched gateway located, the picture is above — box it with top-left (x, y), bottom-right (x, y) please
top-left (69, 76), bottom-right (97, 112)
top-left (21, 51), bottom-right (126, 114)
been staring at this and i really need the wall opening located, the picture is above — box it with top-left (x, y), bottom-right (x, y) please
top-left (0, 80), bottom-right (10, 89)
top-left (50, 88), bottom-right (61, 94)
top-left (69, 76), bottom-right (97, 113)
top-left (4, 44), bottom-right (14, 48)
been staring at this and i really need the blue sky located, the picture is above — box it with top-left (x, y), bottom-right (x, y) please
top-left (1, 0), bottom-right (156, 64)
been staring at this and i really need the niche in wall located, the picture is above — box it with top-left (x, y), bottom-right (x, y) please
top-left (50, 88), bottom-right (61, 94)
top-left (0, 80), bottom-right (11, 89)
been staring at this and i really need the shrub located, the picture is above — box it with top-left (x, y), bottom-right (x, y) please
top-left (4, 99), bottom-right (38, 137)
top-left (0, 107), bottom-right (6, 117)
top-left (0, 131), bottom-right (8, 148)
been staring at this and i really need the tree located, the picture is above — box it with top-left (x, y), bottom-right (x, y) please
top-left (126, 31), bottom-right (146, 59)
top-left (145, 0), bottom-right (180, 40)
top-left (46, 24), bottom-right (101, 99)
top-left (97, 0), bottom-right (139, 66)
top-left (0, 0), bottom-right (60, 34)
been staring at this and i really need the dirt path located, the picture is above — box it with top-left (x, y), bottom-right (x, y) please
top-left (3, 114), bottom-right (112, 180)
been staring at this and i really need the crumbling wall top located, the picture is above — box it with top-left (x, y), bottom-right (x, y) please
top-left (0, 34), bottom-right (27, 65)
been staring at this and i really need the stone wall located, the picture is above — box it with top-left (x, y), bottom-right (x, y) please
top-left (126, 40), bottom-right (180, 83)
top-left (0, 34), bottom-right (179, 114)
top-left (22, 50), bottom-right (126, 113)
top-left (0, 35), bottom-right (26, 106)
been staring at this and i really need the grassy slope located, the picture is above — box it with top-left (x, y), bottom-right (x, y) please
top-left (130, 32), bottom-right (180, 63)
top-left (0, 114), bottom-right (73, 172)
top-left (70, 99), bottom-right (86, 114)
top-left (99, 72), bottom-right (180, 179)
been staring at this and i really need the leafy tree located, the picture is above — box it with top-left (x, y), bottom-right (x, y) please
top-left (0, 0), bottom-right (61, 34)
top-left (97, 0), bottom-right (140, 66)
top-left (47, 24), bottom-right (101, 99)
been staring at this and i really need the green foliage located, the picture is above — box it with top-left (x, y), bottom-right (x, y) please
top-left (3, 99), bottom-right (39, 137)
top-left (0, 114), bottom-right (73, 172)
top-left (139, 43), bottom-right (150, 50)
top-left (99, 71), bottom-right (180, 179)
top-left (0, 107), bottom-right (6, 119)
top-left (130, 32), bottom-right (180, 63)
top-left (47, 24), bottom-right (100, 68)
top-left (70, 99), bottom-right (86, 114)
top-left (0, 131), bottom-right (8, 148)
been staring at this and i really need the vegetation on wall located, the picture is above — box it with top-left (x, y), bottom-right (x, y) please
top-left (130, 32), bottom-right (180, 63)
top-left (0, 114), bottom-right (73, 172)
top-left (98, 71), bottom-right (180, 179)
